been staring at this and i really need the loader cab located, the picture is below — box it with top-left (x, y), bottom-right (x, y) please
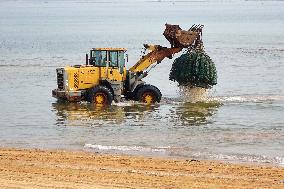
top-left (89, 48), bottom-right (127, 74)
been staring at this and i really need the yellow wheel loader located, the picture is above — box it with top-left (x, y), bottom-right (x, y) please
top-left (52, 24), bottom-right (203, 105)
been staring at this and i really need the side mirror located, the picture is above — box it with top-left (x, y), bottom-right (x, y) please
top-left (125, 54), bottom-right (128, 62)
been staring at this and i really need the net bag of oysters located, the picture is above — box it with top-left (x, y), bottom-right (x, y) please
top-left (169, 44), bottom-right (217, 89)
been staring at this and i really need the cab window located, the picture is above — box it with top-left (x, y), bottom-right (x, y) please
top-left (91, 50), bottom-right (107, 67)
top-left (118, 51), bottom-right (125, 73)
top-left (109, 51), bottom-right (118, 67)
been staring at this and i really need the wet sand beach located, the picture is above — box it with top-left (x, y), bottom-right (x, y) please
top-left (0, 148), bottom-right (283, 189)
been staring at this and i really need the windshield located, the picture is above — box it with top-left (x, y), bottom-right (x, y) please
top-left (90, 50), bottom-right (125, 71)
top-left (91, 50), bottom-right (107, 66)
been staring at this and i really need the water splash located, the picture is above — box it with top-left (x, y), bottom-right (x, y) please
top-left (212, 95), bottom-right (284, 103)
top-left (84, 144), bottom-right (284, 166)
top-left (178, 86), bottom-right (209, 103)
top-left (177, 85), bottom-right (284, 104)
top-left (84, 144), bottom-right (168, 153)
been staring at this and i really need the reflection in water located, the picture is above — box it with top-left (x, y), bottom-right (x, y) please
top-left (51, 100), bottom-right (220, 127)
top-left (174, 101), bottom-right (221, 126)
top-left (52, 102), bottom-right (157, 126)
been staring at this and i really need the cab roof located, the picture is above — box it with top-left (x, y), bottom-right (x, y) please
top-left (92, 48), bottom-right (127, 51)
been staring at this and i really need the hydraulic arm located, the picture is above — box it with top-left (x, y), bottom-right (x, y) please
top-left (129, 44), bottom-right (182, 73)
top-left (129, 24), bottom-right (203, 74)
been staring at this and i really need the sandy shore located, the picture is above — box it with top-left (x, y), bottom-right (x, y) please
top-left (0, 148), bottom-right (283, 189)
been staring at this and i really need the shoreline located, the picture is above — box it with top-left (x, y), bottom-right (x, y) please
top-left (0, 147), bottom-right (283, 188)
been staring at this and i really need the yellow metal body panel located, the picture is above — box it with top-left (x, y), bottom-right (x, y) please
top-left (64, 66), bottom-right (125, 91)
top-left (64, 66), bottom-right (80, 91)
top-left (63, 44), bottom-right (185, 93)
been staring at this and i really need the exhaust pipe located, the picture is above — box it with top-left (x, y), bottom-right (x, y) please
top-left (86, 53), bottom-right (88, 65)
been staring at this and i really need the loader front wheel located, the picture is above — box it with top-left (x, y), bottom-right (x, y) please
top-left (135, 85), bottom-right (162, 104)
top-left (87, 86), bottom-right (113, 105)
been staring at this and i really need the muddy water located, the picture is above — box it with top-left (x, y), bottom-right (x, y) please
top-left (0, 0), bottom-right (284, 165)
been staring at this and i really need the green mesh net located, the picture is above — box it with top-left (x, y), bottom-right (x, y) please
top-left (169, 49), bottom-right (217, 89)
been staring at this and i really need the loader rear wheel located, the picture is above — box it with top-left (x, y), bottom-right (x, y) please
top-left (135, 85), bottom-right (162, 104)
top-left (87, 86), bottom-right (113, 105)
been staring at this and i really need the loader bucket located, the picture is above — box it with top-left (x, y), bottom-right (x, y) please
top-left (163, 24), bottom-right (203, 48)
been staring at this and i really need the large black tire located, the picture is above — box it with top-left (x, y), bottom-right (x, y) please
top-left (124, 84), bottom-right (143, 100)
top-left (135, 84), bottom-right (162, 104)
top-left (87, 86), bottom-right (113, 105)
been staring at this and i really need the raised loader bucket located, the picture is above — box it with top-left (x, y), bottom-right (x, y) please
top-left (163, 24), bottom-right (203, 48)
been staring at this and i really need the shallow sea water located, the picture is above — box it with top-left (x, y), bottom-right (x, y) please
top-left (0, 0), bottom-right (284, 165)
